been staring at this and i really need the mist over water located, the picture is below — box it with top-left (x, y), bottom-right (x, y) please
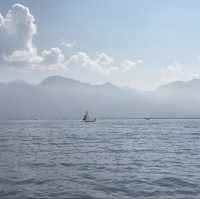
top-left (0, 119), bottom-right (200, 199)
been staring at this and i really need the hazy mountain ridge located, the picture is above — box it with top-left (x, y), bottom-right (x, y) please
top-left (158, 79), bottom-right (200, 91)
top-left (148, 78), bottom-right (200, 115)
top-left (0, 76), bottom-right (199, 119)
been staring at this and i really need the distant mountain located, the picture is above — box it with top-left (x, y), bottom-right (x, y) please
top-left (149, 78), bottom-right (200, 115)
top-left (0, 75), bottom-right (188, 119)
top-left (158, 79), bottom-right (200, 91)
top-left (39, 76), bottom-right (119, 91)
top-left (39, 75), bottom-right (86, 88)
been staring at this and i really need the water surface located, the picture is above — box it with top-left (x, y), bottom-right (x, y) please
top-left (0, 119), bottom-right (200, 198)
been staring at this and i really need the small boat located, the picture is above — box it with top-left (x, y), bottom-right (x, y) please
top-left (82, 111), bottom-right (96, 122)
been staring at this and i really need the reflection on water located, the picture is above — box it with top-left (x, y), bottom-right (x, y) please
top-left (0, 119), bottom-right (200, 198)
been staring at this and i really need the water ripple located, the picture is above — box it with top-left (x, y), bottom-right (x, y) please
top-left (0, 119), bottom-right (200, 198)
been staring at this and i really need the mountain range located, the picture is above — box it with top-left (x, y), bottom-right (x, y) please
top-left (1, 75), bottom-right (200, 119)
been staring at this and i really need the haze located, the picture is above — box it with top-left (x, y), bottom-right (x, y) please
top-left (1, 1), bottom-right (200, 118)
top-left (0, 75), bottom-right (200, 119)
top-left (1, 1), bottom-right (200, 90)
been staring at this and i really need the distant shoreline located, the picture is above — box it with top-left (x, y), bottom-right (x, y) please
top-left (2, 117), bottom-right (200, 121)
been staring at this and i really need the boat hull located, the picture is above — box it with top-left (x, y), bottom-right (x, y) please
top-left (84, 118), bottom-right (96, 122)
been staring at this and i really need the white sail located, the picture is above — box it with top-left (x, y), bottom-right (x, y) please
top-left (82, 111), bottom-right (96, 122)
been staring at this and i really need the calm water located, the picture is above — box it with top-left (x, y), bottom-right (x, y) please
top-left (0, 119), bottom-right (200, 199)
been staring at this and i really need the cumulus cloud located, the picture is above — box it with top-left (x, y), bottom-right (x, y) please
top-left (120, 60), bottom-right (136, 72)
top-left (67, 52), bottom-right (91, 66)
top-left (0, 3), bottom-right (142, 74)
top-left (60, 41), bottom-right (76, 49)
top-left (66, 51), bottom-right (140, 75)
top-left (66, 52), bottom-right (116, 74)
top-left (160, 62), bottom-right (200, 86)
top-left (4, 48), bottom-right (41, 65)
top-left (0, 3), bottom-right (65, 70)
top-left (166, 62), bottom-right (183, 74)
top-left (40, 48), bottom-right (65, 67)
top-left (0, 4), bottom-right (38, 64)
top-left (160, 62), bottom-right (186, 84)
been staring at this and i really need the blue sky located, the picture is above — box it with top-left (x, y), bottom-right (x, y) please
top-left (1, 0), bottom-right (200, 90)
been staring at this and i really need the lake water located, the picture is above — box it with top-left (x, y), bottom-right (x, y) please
top-left (0, 119), bottom-right (200, 199)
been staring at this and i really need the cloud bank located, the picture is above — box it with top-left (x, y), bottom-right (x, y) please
top-left (0, 3), bottom-right (142, 75)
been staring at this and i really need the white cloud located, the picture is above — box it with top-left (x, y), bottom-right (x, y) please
top-left (120, 60), bottom-right (136, 72)
top-left (40, 48), bottom-right (65, 67)
top-left (67, 52), bottom-right (91, 66)
top-left (0, 13), bottom-right (4, 26)
top-left (0, 4), bottom-right (38, 64)
top-left (66, 51), bottom-right (139, 75)
top-left (160, 62), bottom-right (186, 84)
top-left (137, 59), bottom-right (143, 64)
top-left (96, 53), bottom-right (114, 66)
top-left (4, 48), bottom-right (41, 65)
top-left (160, 62), bottom-right (200, 86)
top-left (66, 52), bottom-right (117, 75)
top-left (166, 62), bottom-right (183, 74)
top-left (0, 4), bottom-right (66, 70)
top-left (61, 41), bottom-right (76, 49)
top-left (67, 52), bottom-right (114, 68)
top-left (192, 73), bottom-right (200, 79)
top-left (0, 3), bottom-right (142, 75)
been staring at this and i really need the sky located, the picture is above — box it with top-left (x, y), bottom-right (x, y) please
top-left (1, 0), bottom-right (200, 90)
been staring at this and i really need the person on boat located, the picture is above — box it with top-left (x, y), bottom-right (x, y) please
top-left (83, 111), bottom-right (88, 121)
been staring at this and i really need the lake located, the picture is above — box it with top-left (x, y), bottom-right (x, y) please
top-left (0, 119), bottom-right (200, 199)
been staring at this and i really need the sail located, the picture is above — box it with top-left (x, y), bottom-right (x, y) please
top-left (83, 111), bottom-right (88, 121)
top-left (82, 111), bottom-right (96, 122)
